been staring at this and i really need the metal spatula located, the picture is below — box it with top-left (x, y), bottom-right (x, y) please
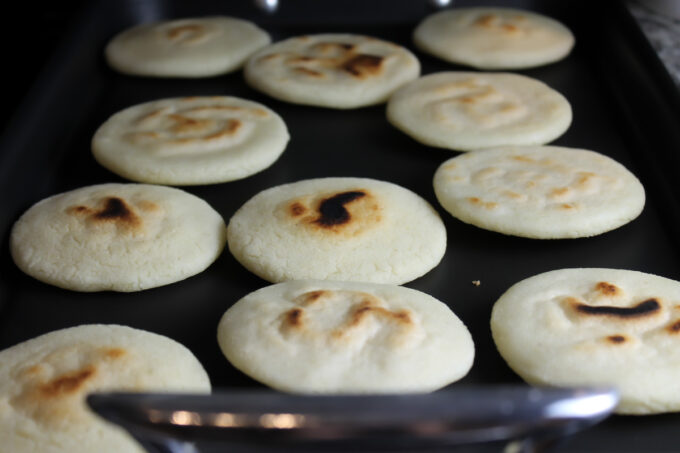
top-left (87, 386), bottom-right (617, 453)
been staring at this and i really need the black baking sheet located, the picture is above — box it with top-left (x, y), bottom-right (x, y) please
top-left (1, 0), bottom-right (680, 451)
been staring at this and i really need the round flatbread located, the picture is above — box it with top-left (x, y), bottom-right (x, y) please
top-left (433, 146), bottom-right (645, 238)
top-left (387, 72), bottom-right (572, 151)
top-left (227, 177), bottom-right (446, 284)
top-left (244, 33), bottom-right (420, 108)
top-left (105, 16), bottom-right (271, 77)
top-left (10, 183), bottom-right (227, 292)
top-left (0, 324), bottom-right (210, 453)
top-left (413, 7), bottom-right (575, 69)
top-left (92, 96), bottom-right (290, 185)
top-left (218, 280), bottom-right (474, 393)
top-left (491, 268), bottom-right (680, 415)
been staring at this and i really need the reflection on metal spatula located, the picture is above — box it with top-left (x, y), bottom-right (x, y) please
top-left (87, 386), bottom-right (617, 453)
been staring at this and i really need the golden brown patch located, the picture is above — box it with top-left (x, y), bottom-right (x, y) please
top-left (294, 67), bottom-right (324, 78)
top-left (39, 366), bottom-right (96, 398)
top-left (166, 24), bottom-right (206, 44)
top-left (502, 24), bottom-right (519, 32)
top-left (576, 172), bottom-right (597, 188)
top-left (138, 108), bottom-right (168, 123)
top-left (560, 203), bottom-right (576, 210)
top-left (184, 105), bottom-right (269, 118)
top-left (311, 42), bottom-right (355, 54)
top-left (103, 348), bottom-right (126, 359)
top-left (511, 155), bottom-right (535, 163)
top-left (347, 300), bottom-right (413, 328)
top-left (474, 14), bottom-right (496, 27)
top-left (606, 335), bottom-right (627, 344)
top-left (595, 282), bottom-right (621, 297)
top-left (204, 119), bottom-right (241, 139)
top-left (298, 290), bottom-right (327, 305)
top-left (549, 187), bottom-right (571, 199)
top-left (289, 202), bottom-right (307, 217)
top-left (342, 54), bottom-right (384, 78)
top-left (502, 191), bottom-right (524, 200)
top-left (137, 200), bottom-right (161, 212)
top-left (24, 364), bottom-right (44, 376)
top-left (467, 197), bottom-right (498, 209)
top-left (282, 290), bottom-right (414, 342)
top-left (168, 114), bottom-right (213, 134)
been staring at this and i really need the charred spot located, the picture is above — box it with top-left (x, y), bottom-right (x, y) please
top-left (93, 197), bottom-right (134, 221)
top-left (667, 320), bottom-right (680, 334)
top-left (289, 202), bottom-right (307, 217)
top-left (595, 282), bottom-right (621, 296)
top-left (607, 335), bottom-right (627, 344)
top-left (575, 298), bottom-right (660, 319)
top-left (314, 191), bottom-right (366, 227)
top-left (342, 54), bottom-right (384, 78)
top-left (284, 308), bottom-right (304, 328)
top-left (39, 366), bottom-right (96, 397)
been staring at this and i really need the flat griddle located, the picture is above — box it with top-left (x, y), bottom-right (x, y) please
top-left (1, 0), bottom-right (679, 450)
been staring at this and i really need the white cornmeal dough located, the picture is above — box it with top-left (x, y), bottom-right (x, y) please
top-left (413, 7), bottom-right (575, 69)
top-left (491, 269), bottom-right (680, 415)
top-left (433, 146), bottom-right (645, 238)
top-left (10, 183), bottom-right (227, 292)
top-left (105, 16), bottom-right (271, 77)
top-left (92, 96), bottom-right (290, 185)
top-left (218, 280), bottom-right (474, 393)
top-left (227, 177), bottom-right (446, 284)
top-left (387, 72), bottom-right (572, 151)
top-left (0, 324), bottom-right (210, 453)
top-left (244, 33), bottom-right (420, 108)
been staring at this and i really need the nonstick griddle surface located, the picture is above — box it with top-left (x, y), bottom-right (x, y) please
top-left (1, 0), bottom-right (679, 450)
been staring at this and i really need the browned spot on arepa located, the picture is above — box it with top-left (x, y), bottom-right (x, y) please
top-left (571, 298), bottom-right (661, 320)
top-left (342, 54), bottom-right (384, 78)
top-left (606, 334), bottom-right (627, 344)
top-left (284, 189), bottom-right (382, 236)
top-left (39, 366), bottom-right (97, 398)
top-left (595, 282), bottom-right (622, 297)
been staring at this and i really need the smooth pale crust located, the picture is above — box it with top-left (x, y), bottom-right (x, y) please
top-left (92, 96), bottom-right (290, 185)
top-left (227, 177), bottom-right (446, 284)
top-left (218, 280), bottom-right (474, 393)
top-left (491, 269), bottom-right (680, 415)
top-left (10, 183), bottom-right (227, 292)
top-left (386, 72), bottom-right (572, 151)
top-left (244, 33), bottom-right (421, 108)
top-left (413, 7), bottom-right (575, 69)
top-left (0, 324), bottom-right (210, 453)
top-left (105, 16), bottom-right (271, 77)
top-left (433, 146), bottom-right (645, 239)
